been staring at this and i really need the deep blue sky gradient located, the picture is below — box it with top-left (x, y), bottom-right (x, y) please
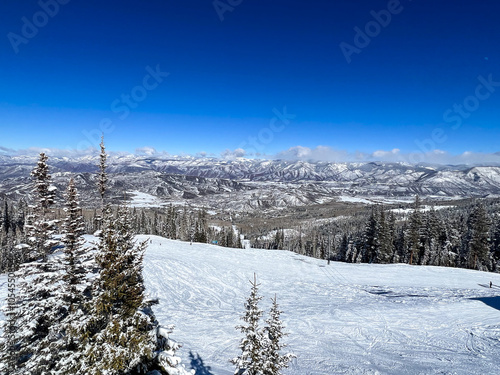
top-left (0, 0), bottom-right (499, 158)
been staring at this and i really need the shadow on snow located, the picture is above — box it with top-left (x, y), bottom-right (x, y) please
top-left (470, 296), bottom-right (500, 311)
top-left (189, 351), bottom-right (215, 375)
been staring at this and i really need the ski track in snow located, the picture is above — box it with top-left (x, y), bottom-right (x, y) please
top-left (2, 236), bottom-right (500, 374)
top-left (139, 236), bottom-right (500, 375)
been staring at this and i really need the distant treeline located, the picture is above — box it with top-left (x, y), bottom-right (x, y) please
top-left (2, 191), bottom-right (500, 273)
top-left (251, 197), bottom-right (500, 272)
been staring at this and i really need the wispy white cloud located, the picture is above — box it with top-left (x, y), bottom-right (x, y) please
top-left (372, 148), bottom-right (401, 159)
top-left (221, 148), bottom-right (246, 159)
top-left (275, 145), bottom-right (349, 162)
top-left (0, 146), bottom-right (99, 158)
top-left (135, 146), bottom-right (159, 156)
top-left (2, 144), bottom-right (500, 166)
top-left (273, 145), bottom-right (500, 165)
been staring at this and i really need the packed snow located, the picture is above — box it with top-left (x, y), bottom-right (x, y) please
top-left (337, 196), bottom-right (414, 205)
top-left (337, 196), bottom-right (376, 205)
top-left (127, 191), bottom-right (164, 208)
top-left (2, 236), bottom-right (500, 374)
top-left (140, 236), bottom-right (500, 374)
top-left (390, 205), bottom-right (454, 215)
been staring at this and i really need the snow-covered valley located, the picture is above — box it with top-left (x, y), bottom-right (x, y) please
top-left (2, 236), bottom-right (500, 374)
top-left (3, 156), bottom-right (500, 212)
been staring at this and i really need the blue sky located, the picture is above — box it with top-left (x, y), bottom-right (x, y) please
top-left (1, 0), bottom-right (499, 163)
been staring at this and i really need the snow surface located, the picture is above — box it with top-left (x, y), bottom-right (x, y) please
top-left (337, 196), bottom-right (376, 205)
top-left (127, 191), bottom-right (164, 208)
top-left (390, 205), bottom-right (454, 215)
top-left (139, 236), bottom-right (500, 375)
top-left (337, 196), bottom-right (414, 205)
top-left (2, 237), bottom-right (500, 374)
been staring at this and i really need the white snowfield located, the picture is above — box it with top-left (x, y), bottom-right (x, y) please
top-left (127, 191), bottom-right (165, 208)
top-left (140, 236), bottom-right (500, 375)
top-left (2, 237), bottom-right (500, 374)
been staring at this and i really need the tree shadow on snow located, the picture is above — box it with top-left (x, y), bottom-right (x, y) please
top-left (478, 283), bottom-right (500, 291)
top-left (189, 351), bottom-right (215, 375)
top-left (471, 296), bottom-right (500, 311)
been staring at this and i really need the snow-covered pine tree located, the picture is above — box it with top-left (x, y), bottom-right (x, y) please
top-left (0, 237), bottom-right (19, 375)
top-left (179, 205), bottom-right (189, 241)
top-left (17, 178), bottom-right (92, 374)
top-left (31, 153), bottom-right (56, 212)
top-left (94, 135), bottom-right (108, 234)
top-left (153, 210), bottom-right (160, 235)
top-left (0, 201), bottom-right (21, 272)
top-left (226, 227), bottom-right (235, 248)
top-left (165, 205), bottom-right (177, 239)
top-left (25, 152), bottom-right (58, 262)
top-left (232, 274), bottom-right (265, 375)
top-left (219, 227), bottom-right (228, 247)
top-left (54, 178), bottom-right (94, 373)
top-left (0, 153), bottom-right (63, 374)
top-left (491, 217), bottom-right (500, 271)
top-left (386, 212), bottom-right (396, 262)
top-left (337, 233), bottom-right (348, 262)
top-left (2, 199), bottom-right (11, 235)
top-left (273, 230), bottom-right (282, 250)
top-left (194, 209), bottom-right (208, 244)
top-left (262, 295), bottom-right (295, 375)
top-left (61, 178), bottom-right (88, 300)
top-left (363, 207), bottom-right (380, 263)
top-left (423, 207), bottom-right (440, 266)
top-left (236, 230), bottom-right (243, 249)
top-left (377, 208), bottom-right (391, 263)
top-left (443, 220), bottom-right (461, 267)
top-left (0, 231), bottom-right (7, 272)
top-left (156, 325), bottom-right (195, 375)
top-left (407, 196), bottom-right (423, 265)
top-left (15, 198), bottom-right (27, 238)
top-left (467, 202), bottom-right (491, 270)
top-left (79, 205), bottom-right (155, 374)
top-left (98, 135), bottom-right (108, 205)
top-left (6, 245), bottom-right (63, 374)
top-left (79, 206), bottom-right (193, 374)
top-left (188, 212), bottom-right (196, 243)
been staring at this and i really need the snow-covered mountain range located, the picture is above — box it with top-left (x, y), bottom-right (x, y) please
top-left (1, 154), bottom-right (500, 210)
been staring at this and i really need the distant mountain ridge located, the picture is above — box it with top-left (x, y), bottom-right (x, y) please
top-left (1, 154), bottom-right (499, 210)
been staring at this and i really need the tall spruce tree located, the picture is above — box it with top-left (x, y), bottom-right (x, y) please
top-left (423, 207), bottom-right (440, 266)
top-left (407, 196), bottom-right (423, 265)
top-left (79, 205), bottom-right (192, 374)
top-left (61, 178), bottom-right (88, 297)
top-left (25, 152), bottom-right (58, 261)
top-left (491, 218), bottom-right (500, 271)
top-left (363, 207), bottom-right (380, 263)
top-left (23, 179), bottom-right (92, 374)
top-left (98, 135), bottom-right (108, 204)
top-left (0, 236), bottom-right (19, 375)
top-left (3, 200), bottom-right (11, 235)
top-left (377, 208), bottom-right (395, 263)
top-left (52, 178), bottom-right (95, 373)
top-left (232, 274), bottom-right (265, 375)
top-left (468, 202), bottom-right (491, 270)
top-left (3, 153), bottom-right (63, 374)
top-left (262, 295), bottom-right (294, 375)
top-left (79, 205), bottom-right (155, 374)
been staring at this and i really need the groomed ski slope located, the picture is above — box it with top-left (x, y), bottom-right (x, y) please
top-left (140, 236), bottom-right (500, 375)
top-left (2, 236), bottom-right (500, 374)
